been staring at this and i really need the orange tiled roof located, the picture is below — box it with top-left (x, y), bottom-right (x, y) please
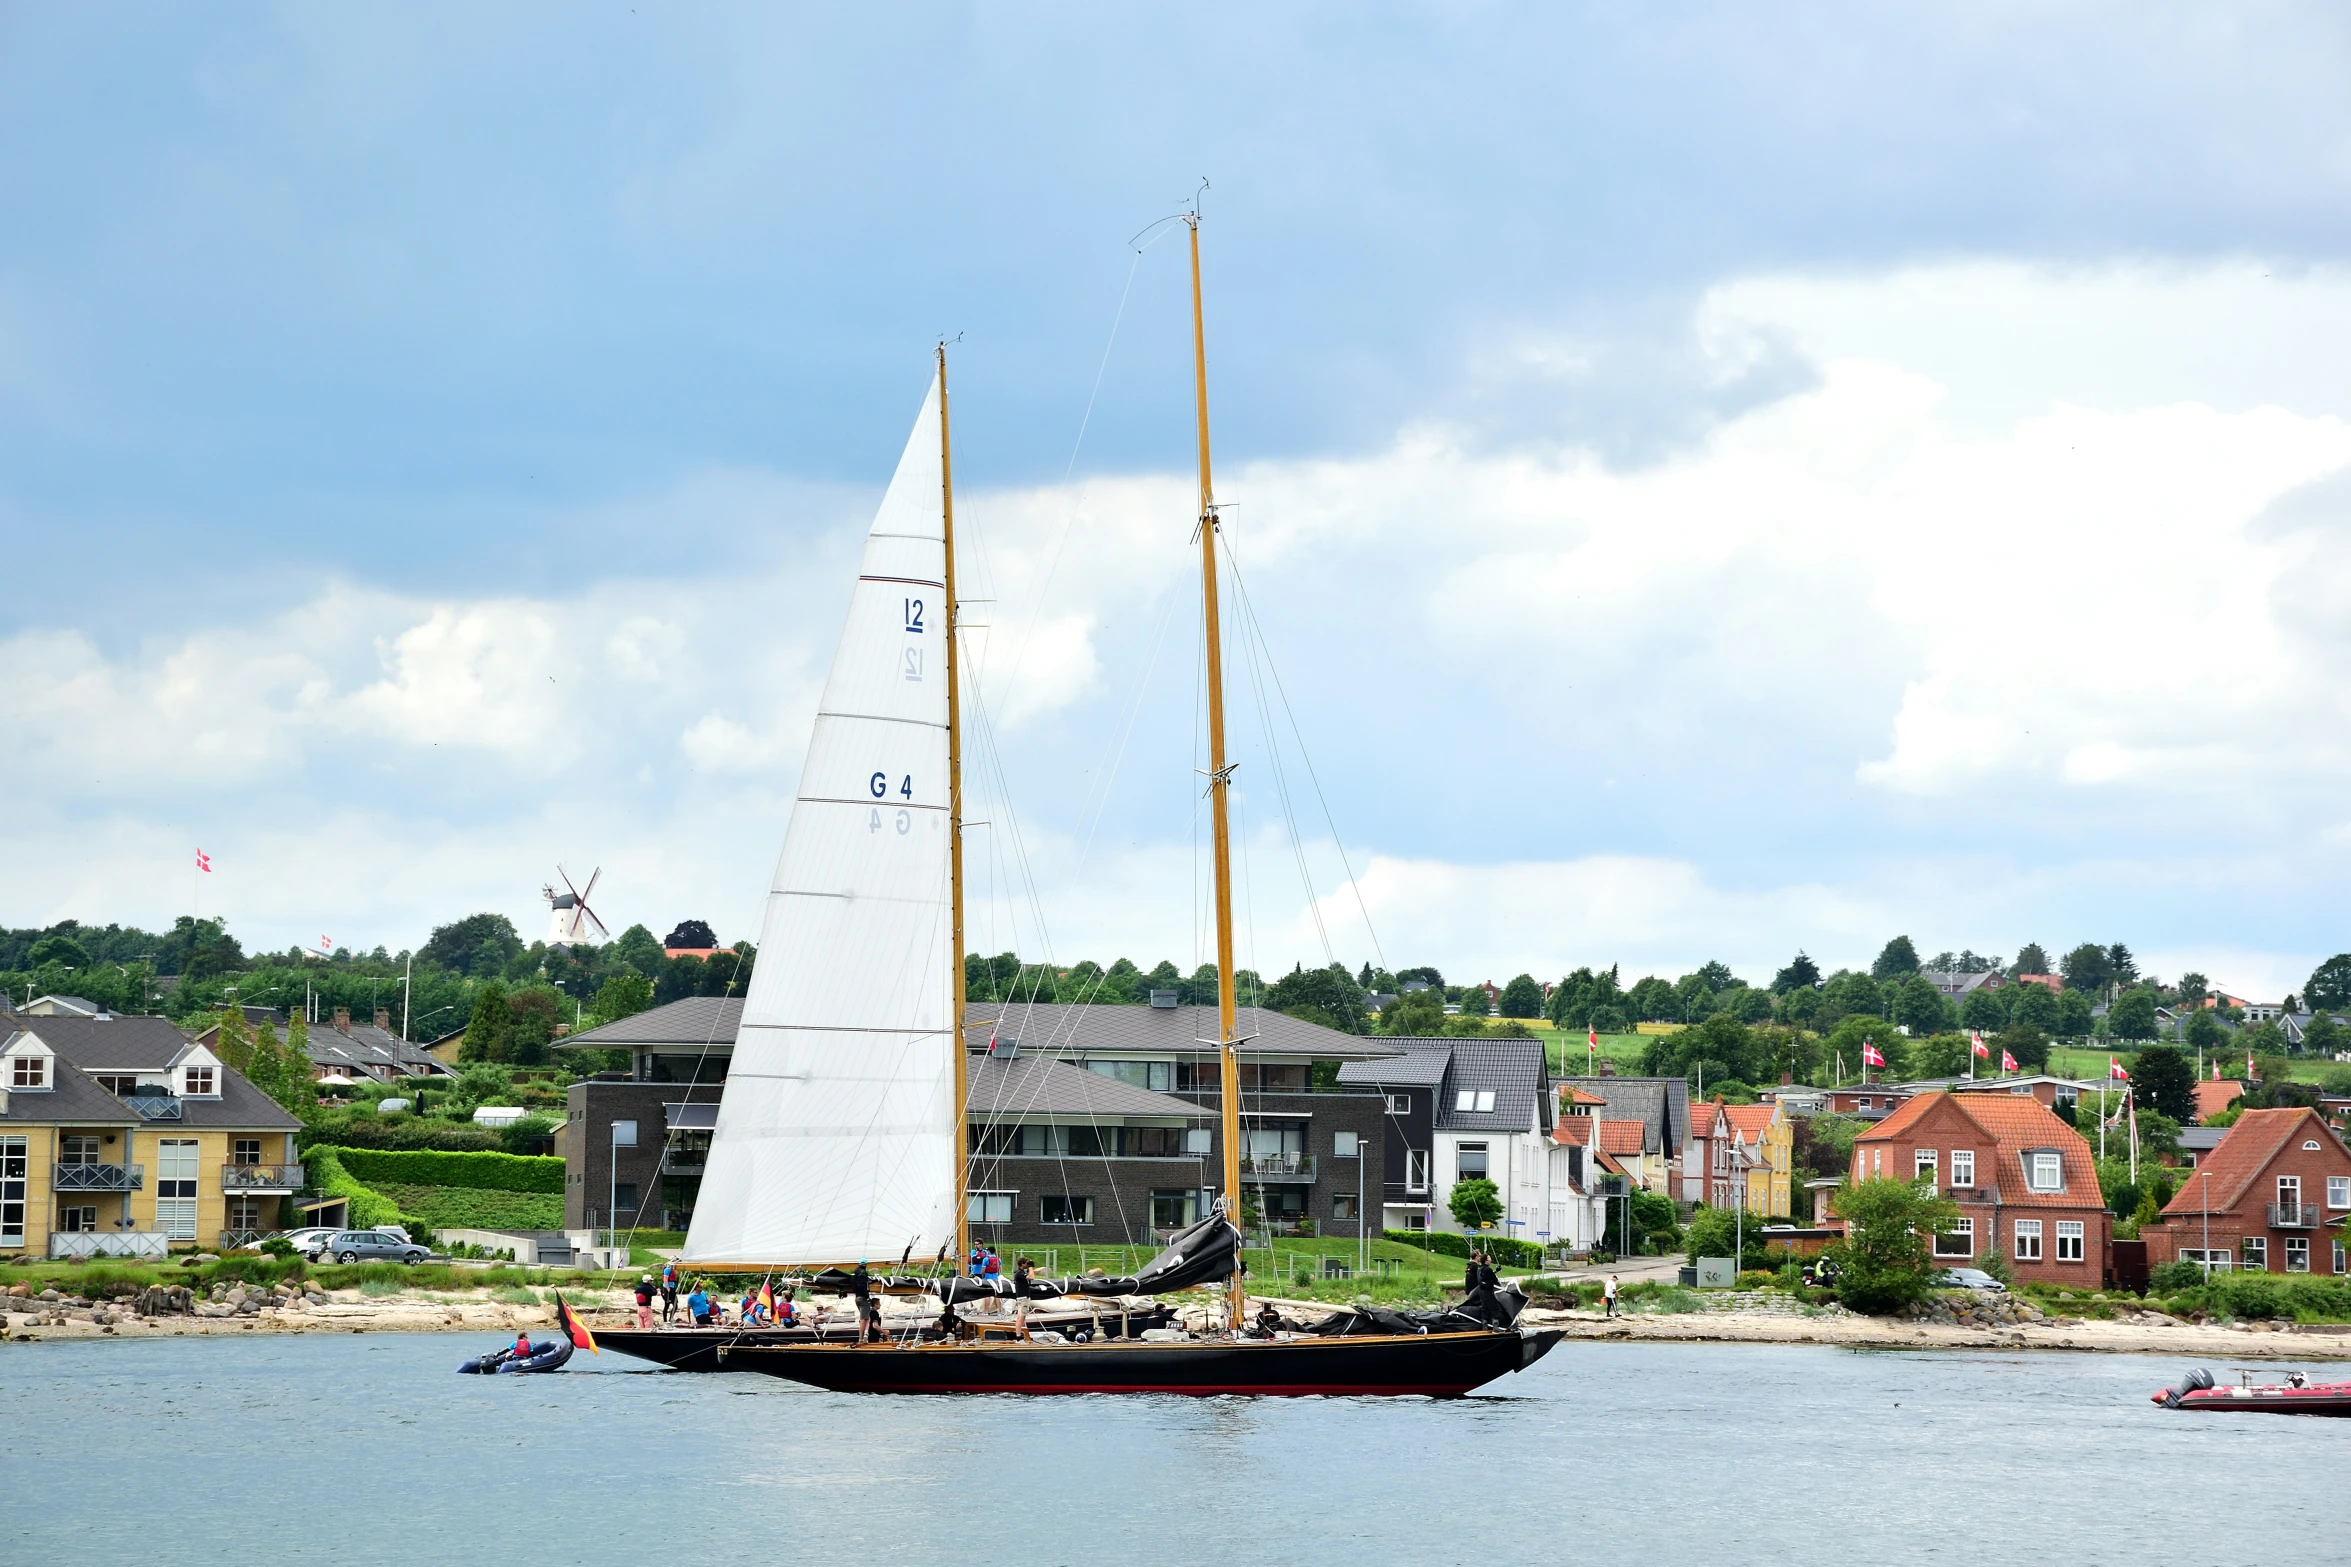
top-left (2192, 1079), bottom-right (2244, 1123)
top-left (1859, 1090), bottom-right (2099, 1209)
top-left (1597, 1118), bottom-right (1647, 1156)
top-left (2160, 1107), bottom-right (2326, 1218)
top-left (1723, 1104), bottom-right (1777, 1140)
top-left (1562, 1086), bottom-right (1609, 1106)
top-left (1552, 1117), bottom-right (1592, 1147)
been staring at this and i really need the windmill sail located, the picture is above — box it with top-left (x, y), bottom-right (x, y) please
top-left (682, 370), bottom-right (959, 1267)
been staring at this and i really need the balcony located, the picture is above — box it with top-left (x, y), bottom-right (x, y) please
top-left (2267, 1202), bottom-right (2317, 1229)
top-left (221, 1163), bottom-right (305, 1192)
top-left (52, 1162), bottom-right (143, 1192)
top-left (1238, 1154), bottom-right (1317, 1184)
top-left (49, 1231), bottom-right (170, 1260)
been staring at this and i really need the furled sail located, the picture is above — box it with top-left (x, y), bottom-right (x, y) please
top-left (801, 1212), bottom-right (1242, 1303)
top-left (682, 370), bottom-right (959, 1267)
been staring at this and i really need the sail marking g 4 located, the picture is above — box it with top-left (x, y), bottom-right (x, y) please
top-left (682, 369), bottom-right (959, 1267)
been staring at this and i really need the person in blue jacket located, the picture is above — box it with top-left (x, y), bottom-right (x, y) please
top-left (686, 1282), bottom-right (713, 1326)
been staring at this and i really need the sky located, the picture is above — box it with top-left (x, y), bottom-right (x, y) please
top-left (4, 4), bottom-right (2350, 998)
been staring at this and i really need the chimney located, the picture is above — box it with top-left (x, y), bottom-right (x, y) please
top-left (1782, 1069), bottom-right (1794, 1086)
top-left (1149, 990), bottom-right (1179, 1009)
top-left (374, 1009), bottom-right (391, 1031)
top-left (333, 1007), bottom-right (351, 1034)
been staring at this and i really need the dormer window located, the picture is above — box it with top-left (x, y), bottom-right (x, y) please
top-left (1455, 1090), bottom-right (1495, 1113)
top-left (9, 1053), bottom-right (49, 1090)
top-left (2025, 1150), bottom-right (2063, 1192)
top-left (181, 1066), bottom-right (216, 1097)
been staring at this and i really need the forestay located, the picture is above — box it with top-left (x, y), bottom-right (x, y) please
top-left (683, 369), bottom-right (960, 1267)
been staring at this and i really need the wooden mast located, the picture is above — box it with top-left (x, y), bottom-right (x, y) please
top-left (940, 342), bottom-right (970, 1271)
top-left (1186, 213), bottom-right (1247, 1333)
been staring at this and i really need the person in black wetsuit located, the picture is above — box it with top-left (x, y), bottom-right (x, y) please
top-left (850, 1261), bottom-right (883, 1344)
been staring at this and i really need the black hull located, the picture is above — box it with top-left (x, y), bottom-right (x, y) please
top-left (723, 1328), bottom-right (1562, 1396)
top-left (598, 1304), bottom-right (1177, 1373)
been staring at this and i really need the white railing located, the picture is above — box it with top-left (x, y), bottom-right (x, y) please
top-left (49, 1231), bottom-right (171, 1260)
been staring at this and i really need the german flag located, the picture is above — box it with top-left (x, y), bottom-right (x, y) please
top-left (758, 1280), bottom-right (777, 1321)
top-left (554, 1291), bottom-right (598, 1355)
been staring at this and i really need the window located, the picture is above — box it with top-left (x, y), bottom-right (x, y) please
top-left (1333, 1131), bottom-right (1361, 1158)
top-left (2056, 1221), bottom-right (2084, 1262)
top-left (2278, 1175), bottom-right (2302, 1218)
top-left (1404, 1209), bottom-right (1429, 1230)
top-left (967, 1191), bottom-right (1013, 1224)
top-left (2013, 1219), bottom-right (2043, 1262)
top-left (1087, 1060), bottom-right (1175, 1093)
top-left (8, 1054), bottom-right (47, 1090)
top-left (1871, 1148), bottom-right (1883, 1178)
top-left (2329, 1177), bottom-right (2350, 1211)
top-left (2305, 1140), bottom-right (2324, 1152)
top-left (1039, 1194), bottom-right (1094, 1226)
top-left (2243, 1236), bottom-right (2268, 1271)
top-left (612, 1182), bottom-right (638, 1215)
top-left (1951, 1150), bottom-right (1975, 1187)
top-left (181, 1066), bottom-right (215, 1096)
top-left (2179, 1249), bottom-right (2231, 1272)
top-left (60, 1205), bottom-right (96, 1233)
top-left (59, 1135), bottom-right (100, 1167)
top-left (1455, 1142), bottom-right (1489, 1181)
top-left (1388, 1094), bottom-right (1411, 1115)
top-left (227, 1197), bottom-right (262, 1230)
top-left (95, 1074), bottom-right (138, 1096)
top-left (611, 1119), bottom-right (638, 1148)
top-left (232, 1138), bottom-right (262, 1166)
top-left (1857, 1097), bottom-right (1873, 1111)
top-left (1454, 1090), bottom-right (1495, 1113)
top-left (1915, 1148), bottom-right (1938, 1181)
top-left (1933, 1216), bottom-right (1974, 1257)
top-left (2287, 1238), bottom-right (2310, 1274)
top-left (1405, 1150), bottom-right (1430, 1193)
top-left (1184, 1128), bottom-right (1213, 1155)
top-left (2335, 1240), bottom-right (2345, 1275)
top-left (2026, 1152), bottom-right (2062, 1192)
top-left (1332, 1192), bottom-right (1358, 1221)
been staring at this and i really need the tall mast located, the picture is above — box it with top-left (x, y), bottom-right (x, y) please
top-left (1187, 213), bottom-right (1246, 1332)
top-left (940, 342), bottom-right (970, 1270)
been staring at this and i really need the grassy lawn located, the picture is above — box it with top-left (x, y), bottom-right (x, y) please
top-left (1542, 1030), bottom-right (1651, 1074)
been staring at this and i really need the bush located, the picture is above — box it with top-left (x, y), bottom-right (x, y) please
top-left (376, 1183), bottom-right (565, 1231)
top-left (1380, 1229), bottom-right (1543, 1269)
top-left (323, 1146), bottom-right (564, 1194)
top-left (307, 1149), bottom-right (417, 1234)
top-left (1683, 1206), bottom-right (1773, 1271)
top-left (1447, 1177), bottom-right (1503, 1230)
top-left (2147, 1259), bottom-right (2210, 1293)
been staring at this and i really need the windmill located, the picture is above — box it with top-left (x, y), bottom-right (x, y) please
top-left (543, 866), bottom-right (610, 947)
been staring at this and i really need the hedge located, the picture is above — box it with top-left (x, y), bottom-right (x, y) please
top-left (1382, 1229), bottom-right (1544, 1269)
top-left (321, 1147), bottom-right (565, 1195)
top-left (307, 1148), bottom-right (416, 1233)
top-left (375, 1183), bottom-right (565, 1232)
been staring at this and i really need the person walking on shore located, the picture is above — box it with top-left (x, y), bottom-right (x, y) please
top-left (1603, 1274), bottom-right (1619, 1318)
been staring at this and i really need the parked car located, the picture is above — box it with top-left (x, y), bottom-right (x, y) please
top-left (1936, 1267), bottom-right (2008, 1292)
top-left (257, 1227), bottom-right (340, 1256)
top-left (308, 1230), bottom-right (429, 1265)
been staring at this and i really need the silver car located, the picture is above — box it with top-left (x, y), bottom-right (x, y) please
top-left (309, 1229), bottom-right (428, 1265)
top-left (1936, 1267), bottom-right (2008, 1292)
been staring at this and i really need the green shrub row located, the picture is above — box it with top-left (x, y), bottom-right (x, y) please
top-left (322, 1146), bottom-right (565, 1194)
top-left (1380, 1229), bottom-right (1543, 1269)
top-left (375, 1183), bottom-right (565, 1232)
top-left (307, 1148), bottom-right (417, 1233)
top-left (2160, 1271), bottom-right (2351, 1322)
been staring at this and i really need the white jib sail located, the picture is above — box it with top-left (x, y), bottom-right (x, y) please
top-left (682, 368), bottom-right (960, 1267)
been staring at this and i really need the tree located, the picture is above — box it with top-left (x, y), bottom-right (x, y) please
top-left (1684, 1205), bottom-right (1772, 1271)
top-left (2132, 1043), bottom-right (2196, 1123)
top-left (1395, 966), bottom-right (1444, 989)
top-left (1459, 984), bottom-right (1492, 1017)
top-left (2176, 971), bottom-right (2210, 1005)
top-left (1772, 951), bottom-right (1822, 994)
top-left (1447, 1177), bottom-right (1503, 1231)
top-left (664, 919), bottom-right (718, 950)
top-left (2106, 943), bottom-right (2138, 985)
top-left (2060, 943), bottom-right (2114, 994)
top-left (420, 913), bottom-right (525, 977)
top-left (1821, 970), bottom-right (1883, 1018)
top-left (2012, 943), bottom-right (2052, 978)
top-left (2304, 1014), bottom-right (2346, 1060)
top-left (1267, 963), bottom-right (1368, 1033)
top-left (2306, 955), bottom-right (2351, 1013)
top-left (2183, 1005), bottom-right (2225, 1055)
top-left (459, 981), bottom-right (515, 1063)
top-left (1625, 975), bottom-right (1677, 1022)
top-left (2010, 981), bottom-right (2060, 1032)
top-left (2055, 989), bottom-right (2095, 1038)
top-left (1959, 987), bottom-right (2007, 1032)
top-left (1871, 937), bottom-right (1921, 982)
top-left (1498, 973), bottom-right (1545, 1019)
top-left (1992, 1021), bottom-right (2051, 1074)
top-left (1826, 1176), bottom-right (1962, 1315)
top-left (1911, 1032), bottom-right (1972, 1078)
top-left (1893, 976), bottom-right (1952, 1036)
top-left (1693, 960), bottom-right (1736, 991)
top-left (1641, 1012), bottom-right (1769, 1087)
top-left (2108, 987), bottom-right (2160, 1041)
top-left (506, 987), bottom-right (559, 1067)
top-left (589, 973), bottom-right (655, 1026)
top-left (1378, 991), bottom-right (1447, 1037)
top-left (26, 933), bottom-right (91, 970)
top-left (612, 923), bottom-right (665, 975)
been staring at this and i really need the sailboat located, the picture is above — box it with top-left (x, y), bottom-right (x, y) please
top-left (622, 213), bottom-right (1561, 1395)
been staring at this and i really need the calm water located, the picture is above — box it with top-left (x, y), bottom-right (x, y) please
top-left (7, 1332), bottom-right (2348, 1563)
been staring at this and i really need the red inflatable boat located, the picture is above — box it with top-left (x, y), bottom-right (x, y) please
top-left (2153, 1367), bottom-right (2351, 1415)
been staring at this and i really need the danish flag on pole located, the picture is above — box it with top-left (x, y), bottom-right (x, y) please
top-left (2000, 1048), bottom-right (2019, 1072)
top-left (2212, 1060), bottom-right (2221, 1081)
top-left (1587, 1023), bottom-right (1599, 1058)
top-left (1970, 1032), bottom-right (1990, 1060)
top-left (1862, 1041), bottom-right (1887, 1068)
top-left (195, 850), bottom-right (211, 872)
top-left (2109, 1056), bottom-right (2129, 1081)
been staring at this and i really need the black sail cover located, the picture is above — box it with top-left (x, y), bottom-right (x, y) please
top-left (812, 1213), bottom-right (1241, 1306)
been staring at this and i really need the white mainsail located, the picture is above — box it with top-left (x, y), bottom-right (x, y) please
top-left (682, 370), bottom-right (960, 1266)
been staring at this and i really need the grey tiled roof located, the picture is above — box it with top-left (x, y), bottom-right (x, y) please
top-left (1431, 1036), bottom-right (1550, 1133)
top-left (170, 1070), bottom-right (302, 1131)
top-left (1554, 1076), bottom-right (1691, 1155)
top-left (968, 1055), bottom-right (1208, 1121)
top-left (0, 1051), bottom-right (141, 1126)
top-left (17, 1015), bottom-right (193, 1073)
top-left (964, 1002), bottom-right (1397, 1059)
top-left (1335, 1038), bottom-right (1452, 1087)
top-left (557, 997), bottom-right (744, 1050)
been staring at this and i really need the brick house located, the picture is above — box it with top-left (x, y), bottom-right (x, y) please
top-left (1839, 1090), bottom-right (2110, 1285)
top-left (2144, 1107), bottom-right (2351, 1276)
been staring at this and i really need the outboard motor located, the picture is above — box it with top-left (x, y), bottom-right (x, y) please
top-left (2155, 1367), bottom-right (2215, 1407)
